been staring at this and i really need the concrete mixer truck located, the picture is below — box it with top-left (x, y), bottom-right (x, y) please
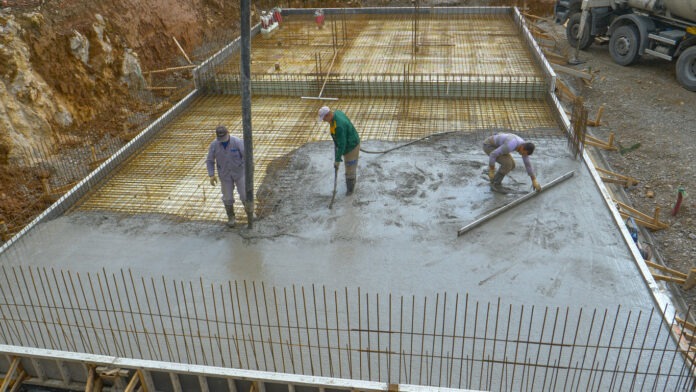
top-left (554, 0), bottom-right (696, 91)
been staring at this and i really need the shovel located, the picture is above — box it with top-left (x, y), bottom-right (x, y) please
top-left (329, 165), bottom-right (338, 209)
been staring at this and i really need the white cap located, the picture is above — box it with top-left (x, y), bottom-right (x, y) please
top-left (317, 106), bottom-right (330, 123)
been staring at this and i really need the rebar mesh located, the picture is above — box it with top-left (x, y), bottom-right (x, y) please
top-left (1, 6), bottom-right (692, 390)
top-left (207, 12), bottom-right (547, 99)
top-left (0, 266), bottom-right (693, 391)
top-left (75, 95), bottom-right (561, 222)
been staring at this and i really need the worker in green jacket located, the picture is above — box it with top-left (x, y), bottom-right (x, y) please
top-left (318, 106), bottom-right (361, 195)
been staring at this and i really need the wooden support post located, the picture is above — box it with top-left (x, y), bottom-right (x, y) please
top-left (85, 366), bottom-right (96, 392)
top-left (138, 370), bottom-right (154, 392)
top-left (645, 260), bottom-right (687, 278)
top-left (684, 268), bottom-right (696, 290)
top-left (554, 78), bottom-right (576, 102)
top-left (146, 86), bottom-right (179, 90)
top-left (542, 48), bottom-right (569, 65)
top-left (94, 377), bottom-right (103, 392)
top-left (651, 274), bottom-right (685, 284)
top-left (172, 36), bottom-right (193, 65)
top-left (676, 317), bottom-right (696, 332)
top-left (585, 133), bottom-right (617, 151)
top-left (143, 65), bottom-right (197, 75)
top-left (41, 178), bottom-right (51, 196)
top-left (0, 357), bottom-right (20, 392)
top-left (169, 373), bottom-right (182, 392)
top-left (551, 63), bottom-right (593, 80)
top-left (8, 370), bottom-right (26, 392)
top-left (615, 201), bottom-right (669, 230)
top-left (595, 167), bottom-right (638, 187)
top-left (198, 375), bottom-right (210, 392)
top-left (587, 105), bottom-right (604, 126)
top-left (124, 371), bottom-right (140, 392)
top-left (681, 329), bottom-right (696, 344)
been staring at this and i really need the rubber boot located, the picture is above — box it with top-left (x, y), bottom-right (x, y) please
top-left (243, 200), bottom-right (257, 219)
top-left (224, 204), bottom-right (236, 227)
top-left (490, 172), bottom-right (506, 193)
top-left (346, 178), bottom-right (356, 195)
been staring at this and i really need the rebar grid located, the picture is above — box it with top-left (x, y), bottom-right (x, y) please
top-left (0, 265), bottom-right (693, 391)
top-left (216, 13), bottom-right (543, 79)
top-left (75, 95), bottom-right (561, 222)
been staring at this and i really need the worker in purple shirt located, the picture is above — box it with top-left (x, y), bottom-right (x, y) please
top-left (483, 132), bottom-right (541, 192)
top-left (206, 126), bottom-right (247, 227)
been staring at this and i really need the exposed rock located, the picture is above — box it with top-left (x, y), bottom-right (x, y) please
top-left (91, 14), bottom-right (114, 66)
top-left (1, 13), bottom-right (72, 160)
top-left (121, 48), bottom-right (145, 89)
top-left (69, 29), bottom-right (89, 65)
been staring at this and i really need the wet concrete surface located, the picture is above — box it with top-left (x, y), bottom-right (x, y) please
top-left (1, 134), bottom-right (654, 309)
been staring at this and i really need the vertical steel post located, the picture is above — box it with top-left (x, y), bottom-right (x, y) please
top-left (241, 0), bottom-right (254, 229)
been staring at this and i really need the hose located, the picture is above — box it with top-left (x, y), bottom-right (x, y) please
top-left (359, 130), bottom-right (460, 154)
top-left (358, 127), bottom-right (559, 155)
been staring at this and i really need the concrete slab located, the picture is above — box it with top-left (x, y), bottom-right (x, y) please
top-left (0, 135), bottom-right (653, 310)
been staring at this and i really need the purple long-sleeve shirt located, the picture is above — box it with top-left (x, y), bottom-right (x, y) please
top-left (486, 133), bottom-right (535, 178)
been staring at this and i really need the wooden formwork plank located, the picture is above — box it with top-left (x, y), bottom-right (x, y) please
top-left (585, 133), bottom-right (617, 151)
top-left (595, 167), bottom-right (635, 182)
top-left (651, 274), bottom-right (685, 284)
top-left (587, 105), bottom-right (604, 126)
top-left (645, 260), bottom-right (687, 279)
top-left (616, 201), bottom-right (669, 230)
top-left (551, 63), bottom-right (592, 80)
top-left (8, 370), bottom-right (26, 392)
top-left (0, 358), bottom-right (20, 392)
top-left (124, 371), bottom-right (141, 392)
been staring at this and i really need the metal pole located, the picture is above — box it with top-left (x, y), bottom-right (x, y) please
top-left (457, 171), bottom-right (575, 237)
top-left (241, 0), bottom-right (254, 229)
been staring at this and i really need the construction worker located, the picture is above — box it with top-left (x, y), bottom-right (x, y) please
top-left (318, 106), bottom-right (361, 195)
top-left (483, 132), bottom-right (541, 193)
top-left (206, 125), bottom-right (247, 227)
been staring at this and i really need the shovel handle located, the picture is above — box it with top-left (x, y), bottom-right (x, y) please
top-left (328, 166), bottom-right (338, 209)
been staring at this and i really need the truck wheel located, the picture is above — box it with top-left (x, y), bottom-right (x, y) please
top-left (676, 46), bottom-right (696, 92)
top-left (609, 25), bottom-right (641, 66)
top-left (566, 13), bottom-right (594, 50)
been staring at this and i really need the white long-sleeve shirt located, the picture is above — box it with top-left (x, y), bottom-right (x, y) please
top-left (206, 136), bottom-right (245, 179)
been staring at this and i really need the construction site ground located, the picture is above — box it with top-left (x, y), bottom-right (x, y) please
top-left (1, 3), bottom-right (695, 390)
top-left (534, 19), bottom-right (696, 313)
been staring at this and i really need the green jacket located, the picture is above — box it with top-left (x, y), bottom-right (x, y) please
top-left (330, 110), bottom-right (360, 162)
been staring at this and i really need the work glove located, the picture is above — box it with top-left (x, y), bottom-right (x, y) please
top-left (334, 161), bottom-right (340, 170)
top-left (488, 166), bottom-right (495, 182)
top-left (209, 176), bottom-right (217, 186)
top-left (532, 178), bottom-right (541, 192)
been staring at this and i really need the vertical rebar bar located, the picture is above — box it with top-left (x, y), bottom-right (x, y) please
top-left (311, 284), bottom-right (323, 376)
